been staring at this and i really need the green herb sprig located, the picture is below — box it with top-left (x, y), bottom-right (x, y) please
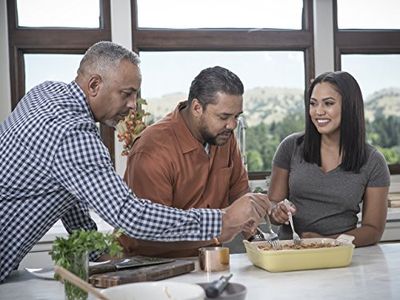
top-left (253, 186), bottom-right (266, 193)
top-left (51, 229), bottom-right (122, 270)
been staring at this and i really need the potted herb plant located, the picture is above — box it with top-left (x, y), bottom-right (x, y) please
top-left (51, 230), bottom-right (122, 300)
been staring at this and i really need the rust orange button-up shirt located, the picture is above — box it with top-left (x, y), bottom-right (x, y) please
top-left (120, 101), bottom-right (249, 257)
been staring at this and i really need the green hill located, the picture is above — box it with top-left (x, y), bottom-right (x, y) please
top-left (243, 86), bottom-right (304, 126)
top-left (364, 87), bottom-right (400, 121)
top-left (145, 86), bottom-right (400, 125)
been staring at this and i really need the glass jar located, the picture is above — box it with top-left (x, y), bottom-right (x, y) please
top-left (64, 251), bottom-right (89, 300)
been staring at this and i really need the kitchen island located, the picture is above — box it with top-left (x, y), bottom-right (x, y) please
top-left (1, 243), bottom-right (399, 299)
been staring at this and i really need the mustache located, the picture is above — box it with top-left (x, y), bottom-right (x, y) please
top-left (218, 130), bottom-right (233, 135)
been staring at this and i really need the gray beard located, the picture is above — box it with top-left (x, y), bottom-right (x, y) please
top-left (104, 119), bottom-right (118, 128)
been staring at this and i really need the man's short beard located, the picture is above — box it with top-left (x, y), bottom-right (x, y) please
top-left (104, 119), bottom-right (118, 128)
top-left (200, 127), bottom-right (232, 146)
top-left (202, 131), bottom-right (218, 145)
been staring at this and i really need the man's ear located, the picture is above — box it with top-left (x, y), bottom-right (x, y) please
top-left (191, 98), bottom-right (204, 118)
top-left (87, 74), bottom-right (102, 97)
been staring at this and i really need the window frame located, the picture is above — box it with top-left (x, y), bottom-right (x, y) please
top-left (6, 0), bottom-right (116, 165)
top-left (130, 0), bottom-right (315, 180)
top-left (333, 0), bottom-right (400, 174)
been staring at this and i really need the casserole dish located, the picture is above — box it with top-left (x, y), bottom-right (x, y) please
top-left (243, 235), bottom-right (355, 272)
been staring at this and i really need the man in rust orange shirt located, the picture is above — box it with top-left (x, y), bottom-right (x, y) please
top-left (119, 66), bottom-right (250, 257)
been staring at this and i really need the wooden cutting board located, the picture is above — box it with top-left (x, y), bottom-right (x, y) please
top-left (89, 256), bottom-right (175, 275)
top-left (89, 259), bottom-right (195, 288)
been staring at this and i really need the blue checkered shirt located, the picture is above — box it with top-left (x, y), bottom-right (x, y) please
top-left (0, 81), bottom-right (222, 282)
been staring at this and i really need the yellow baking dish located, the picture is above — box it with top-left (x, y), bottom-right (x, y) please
top-left (243, 236), bottom-right (355, 272)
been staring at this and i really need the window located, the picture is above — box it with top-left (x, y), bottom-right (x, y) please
top-left (337, 0), bottom-right (400, 29)
top-left (7, 0), bottom-right (314, 175)
top-left (341, 54), bottom-right (400, 165)
top-left (7, 0), bottom-right (115, 164)
top-left (17, 0), bottom-right (100, 28)
top-left (133, 0), bottom-right (313, 179)
top-left (334, 0), bottom-right (400, 173)
top-left (137, 0), bottom-right (303, 29)
top-left (24, 54), bottom-right (82, 90)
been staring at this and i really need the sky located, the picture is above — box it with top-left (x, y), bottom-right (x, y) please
top-left (17, 0), bottom-right (400, 30)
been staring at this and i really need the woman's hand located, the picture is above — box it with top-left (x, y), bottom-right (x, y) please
top-left (270, 199), bottom-right (296, 224)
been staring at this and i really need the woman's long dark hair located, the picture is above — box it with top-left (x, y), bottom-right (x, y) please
top-left (302, 71), bottom-right (367, 173)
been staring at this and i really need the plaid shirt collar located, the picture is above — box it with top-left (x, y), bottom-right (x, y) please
top-left (67, 80), bottom-right (96, 122)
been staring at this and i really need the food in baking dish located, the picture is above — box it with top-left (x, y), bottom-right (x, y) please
top-left (243, 236), bottom-right (355, 272)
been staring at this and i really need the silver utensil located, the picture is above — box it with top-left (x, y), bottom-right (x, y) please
top-left (284, 199), bottom-right (301, 245)
top-left (263, 214), bottom-right (281, 249)
top-left (248, 215), bottom-right (281, 250)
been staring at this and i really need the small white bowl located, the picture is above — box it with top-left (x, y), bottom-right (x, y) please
top-left (100, 281), bottom-right (205, 300)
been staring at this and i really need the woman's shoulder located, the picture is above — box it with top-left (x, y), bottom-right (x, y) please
top-left (280, 132), bottom-right (304, 147)
top-left (363, 144), bottom-right (390, 186)
top-left (273, 132), bottom-right (304, 169)
top-left (365, 144), bottom-right (386, 162)
top-left (275, 132), bottom-right (304, 156)
top-left (363, 144), bottom-right (390, 174)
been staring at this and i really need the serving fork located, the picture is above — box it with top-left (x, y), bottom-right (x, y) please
top-left (248, 215), bottom-right (281, 250)
top-left (264, 213), bottom-right (281, 248)
top-left (284, 199), bottom-right (301, 245)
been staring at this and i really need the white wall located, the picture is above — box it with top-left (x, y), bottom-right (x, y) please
top-left (313, 0), bottom-right (335, 75)
top-left (110, 0), bottom-right (132, 177)
top-left (0, 0), bottom-right (12, 123)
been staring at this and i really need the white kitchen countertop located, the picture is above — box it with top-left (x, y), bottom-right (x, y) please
top-left (1, 243), bottom-right (399, 299)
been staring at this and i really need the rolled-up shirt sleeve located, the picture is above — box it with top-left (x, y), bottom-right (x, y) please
top-left (61, 199), bottom-right (98, 233)
top-left (51, 126), bottom-right (222, 241)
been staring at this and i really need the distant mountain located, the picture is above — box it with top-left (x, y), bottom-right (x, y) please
top-left (145, 86), bottom-right (400, 126)
top-left (145, 87), bottom-right (304, 126)
top-left (364, 87), bottom-right (400, 121)
top-left (243, 86), bottom-right (304, 126)
top-left (146, 92), bottom-right (186, 122)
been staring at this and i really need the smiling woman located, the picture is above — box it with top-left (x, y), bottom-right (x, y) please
top-left (309, 82), bottom-right (342, 144)
top-left (268, 71), bottom-right (390, 248)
